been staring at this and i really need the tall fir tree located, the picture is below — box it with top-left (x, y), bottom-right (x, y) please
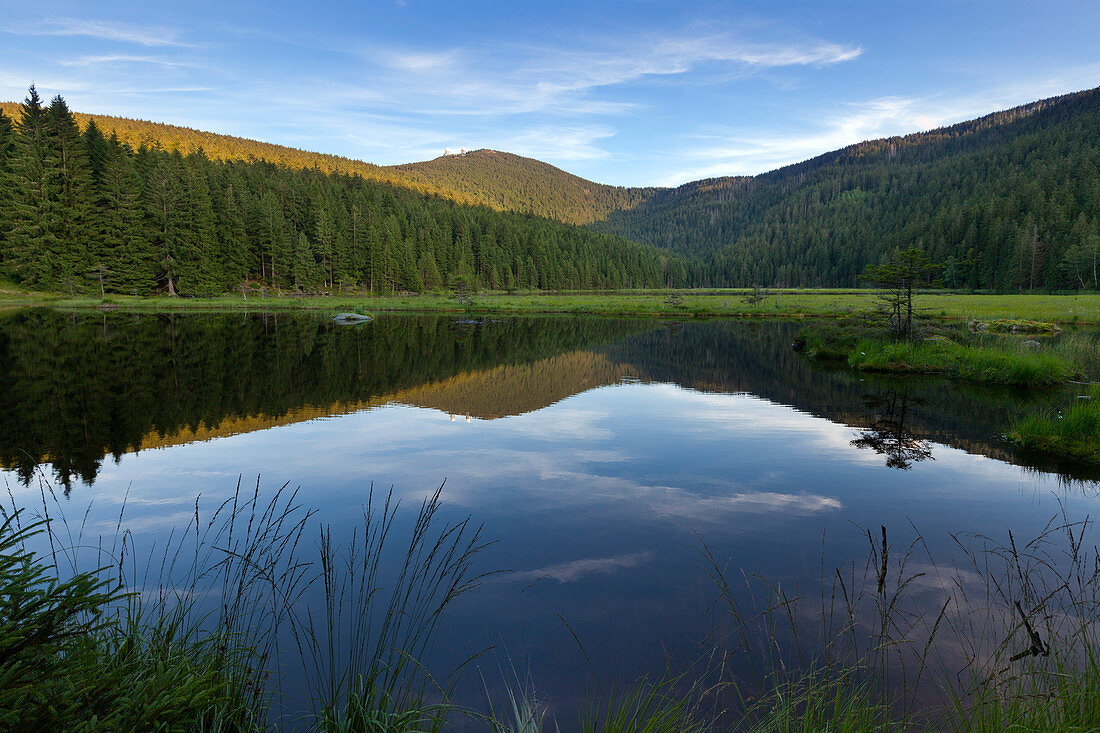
top-left (46, 94), bottom-right (93, 291)
top-left (8, 86), bottom-right (61, 288)
top-left (92, 137), bottom-right (155, 293)
top-left (0, 109), bottom-right (15, 269)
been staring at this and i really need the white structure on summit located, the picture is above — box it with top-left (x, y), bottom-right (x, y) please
top-left (443, 148), bottom-right (469, 157)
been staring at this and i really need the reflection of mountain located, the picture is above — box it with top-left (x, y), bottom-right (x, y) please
top-left (0, 311), bottom-right (648, 489)
top-left (137, 351), bottom-right (637, 450)
top-left (2, 311), bottom-right (1095, 490)
top-left (395, 351), bottom-right (636, 419)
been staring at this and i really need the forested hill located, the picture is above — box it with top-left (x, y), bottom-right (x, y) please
top-left (0, 89), bottom-right (684, 295)
top-left (388, 149), bottom-right (654, 224)
top-left (592, 86), bottom-right (1100, 290)
top-left (0, 102), bottom-right (425, 187)
top-left (0, 102), bottom-right (654, 224)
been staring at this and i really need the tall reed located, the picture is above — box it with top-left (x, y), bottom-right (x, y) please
top-left (701, 511), bottom-right (1100, 732)
top-left (292, 483), bottom-right (490, 732)
top-left (0, 475), bottom-right (488, 732)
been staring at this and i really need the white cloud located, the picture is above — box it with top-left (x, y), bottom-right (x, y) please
top-left (355, 31), bottom-right (861, 120)
top-left (473, 124), bottom-right (618, 161)
top-left (59, 54), bottom-right (206, 70)
top-left (16, 18), bottom-right (191, 48)
top-left (657, 67), bottom-right (1100, 185)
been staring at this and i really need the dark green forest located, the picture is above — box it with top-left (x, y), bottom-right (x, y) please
top-left (594, 86), bottom-right (1100, 290)
top-left (0, 88), bottom-right (683, 295)
top-left (0, 101), bottom-right (647, 222)
top-left (3, 83), bottom-right (1100, 293)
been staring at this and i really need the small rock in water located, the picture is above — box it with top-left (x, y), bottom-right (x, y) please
top-left (333, 312), bottom-right (372, 324)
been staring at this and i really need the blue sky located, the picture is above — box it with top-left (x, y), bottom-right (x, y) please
top-left (2, 1), bottom-right (1099, 186)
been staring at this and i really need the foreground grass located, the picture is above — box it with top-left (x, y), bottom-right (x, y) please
top-left (1009, 384), bottom-right (1100, 464)
top-left (2, 286), bottom-right (1099, 323)
top-left (0, 513), bottom-right (262, 732)
top-left (7, 482), bottom-right (1100, 732)
top-left (0, 482), bottom-right (486, 733)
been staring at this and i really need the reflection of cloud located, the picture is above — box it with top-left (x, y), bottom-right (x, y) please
top-left (510, 551), bottom-right (653, 583)
top-left (4, 379), bottom-right (1070, 551)
top-left (649, 487), bottom-right (842, 519)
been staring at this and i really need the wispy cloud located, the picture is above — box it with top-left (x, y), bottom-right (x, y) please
top-left (360, 31), bottom-right (862, 119)
top-left (59, 54), bottom-right (206, 70)
top-left (489, 124), bottom-right (617, 161)
top-left (656, 70), bottom-right (1100, 185)
top-left (16, 18), bottom-right (190, 47)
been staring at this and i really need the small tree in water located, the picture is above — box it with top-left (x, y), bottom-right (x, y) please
top-left (862, 247), bottom-right (941, 340)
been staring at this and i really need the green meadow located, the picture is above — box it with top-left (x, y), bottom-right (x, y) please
top-left (3, 284), bottom-right (1099, 324)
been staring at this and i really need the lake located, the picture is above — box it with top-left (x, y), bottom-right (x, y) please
top-left (2, 309), bottom-right (1096, 727)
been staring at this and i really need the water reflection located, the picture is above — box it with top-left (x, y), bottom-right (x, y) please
top-left (1, 311), bottom-right (1095, 489)
top-left (0, 310), bottom-right (646, 490)
top-left (851, 392), bottom-right (935, 470)
top-left (2, 310), bottom-right (1098, 727)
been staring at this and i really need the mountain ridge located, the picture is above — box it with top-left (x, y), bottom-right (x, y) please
top-left (593, 84), bottom-right (1100, 290)
top-left (3, 83), bottom-right (1098, 291)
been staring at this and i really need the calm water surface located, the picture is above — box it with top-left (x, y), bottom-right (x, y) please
top-left (2, 310), bottom-right (1096, 724)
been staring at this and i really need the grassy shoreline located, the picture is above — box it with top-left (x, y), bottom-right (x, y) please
top-left (796, 317), bottom-right (1099, 461)
top-left (1009, 384), bottom-right (1100, 464)
top-left (1, 287), bottom-right (1099, 323)
top-left (847, 338), bottom-right (1077, 386)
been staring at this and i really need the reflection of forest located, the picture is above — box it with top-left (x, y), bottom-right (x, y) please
top-left (136, 351), bottom-right (637, 450)
top-left (0, 310), bottom-right (647, 488)
top-left (1, 312), bottom-right (1094, 489)
top-left (597, 321), bottom-right (1097, 480)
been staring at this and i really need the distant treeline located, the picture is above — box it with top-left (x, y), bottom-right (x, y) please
top-left (595, 87), bottom-right (1100, 290)
top-left (0, 87), bottom-right (685, 295)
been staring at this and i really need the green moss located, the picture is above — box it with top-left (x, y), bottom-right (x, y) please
top-left (978, 318), bottom-right (1062, 334)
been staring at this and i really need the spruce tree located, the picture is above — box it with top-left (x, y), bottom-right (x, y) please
top-left (46, 94), bottom-right (93, 291)
top-left (82, 119), bottom-right (110, 187)
top-left (8, 85), bottom-right (60, 288)
top-left (174, 154), bottom-right (219, 294)
top-left (142, 151), bottom-right (184, 295)
top-left (96, 137), bottom-right (154, 293)
top-left (0, 110), bottom-right (16, 270)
